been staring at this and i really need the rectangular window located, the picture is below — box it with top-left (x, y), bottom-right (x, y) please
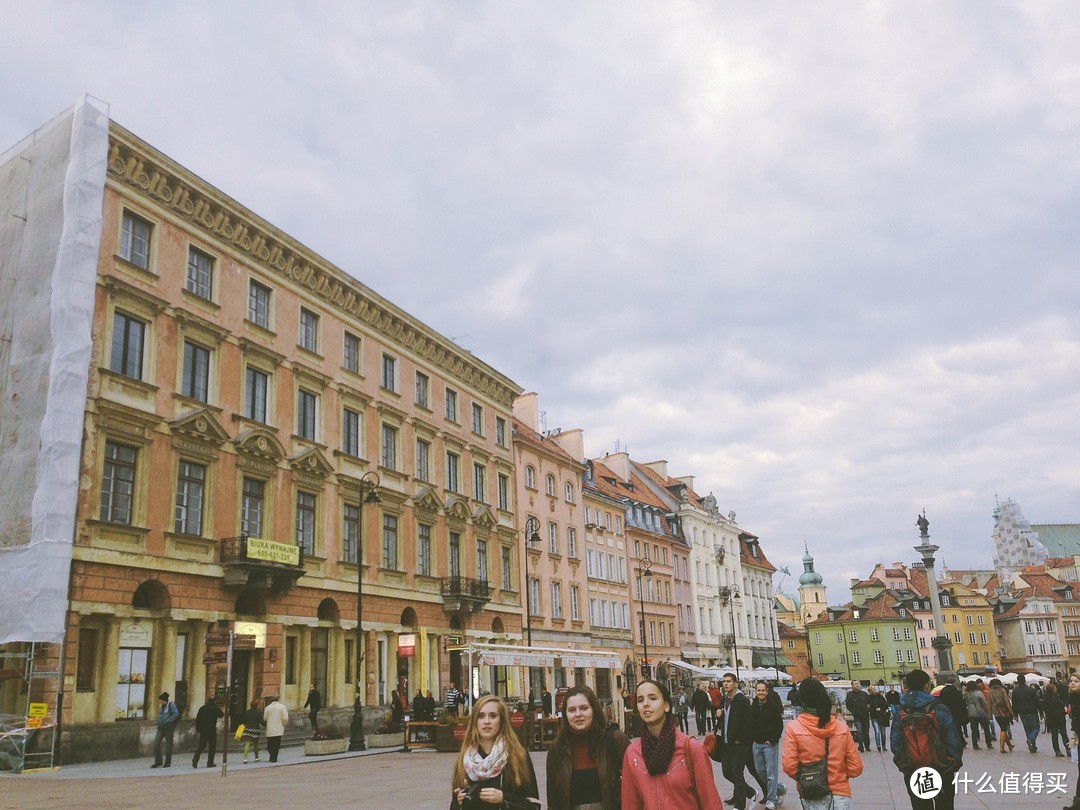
top-left (110, 311), bottom-right (146, 380)
top-left (472, 463), bottom-right (485, 502)
top-left (285, 637), bottom-right (297, 684)
top-left (174, 460), bottom-right (206, 535)
top-left (446, 452), bottom-right (459, 492)
top-left (342, 408), bottom-right (361, 457)
top-left (567, 527), bottom-right (577, 558)
top-left (120, 211), bottom-right (152, 269)
top-left (116, 647), bottom-right (149, 718)
top-left (571, 585), bottom-right (580, 620)
top-left (416, 439), bottom-right (431, 481)
top-left (77, 628), bottom-right (98, 691)
top-left (501, 546), bottom-right (512, 589)
top-left (896, 649), bottom-right (905, 663)
top-left (903, 627), bottom-right (912, 640)
top-left (415, 371), bottom-right (429, 408)
top-left (248, 280), bottom-right (271, 328)
top-left (849, 630), bottom-right (858, 642)
top-left (816, 653), bottom-right (823, 666)
top-left (476, 539), bottom-right (488, 583)
top-left (296, 491), bottom-right (316, 555)
top-left (299, 308), bottom-right (319, 352)
top-left (343, 332), bottom-right (360, 373)
top-left (548, 522), bottom-right (558, 554)
top-left (245, 367), bottom-right (269, 423)
top-left (241, 477), bottom-right (265, 537)
top-left (906, 649), bottom-right (915, 662)
top-left (449, 532), bottom-right (461, 578)
top-left (181, 340), bottom-right (211, 402)
top-left (871, 628), bottom-right (879, 641)
top-left (445, 389), bottom-right (458, 422)
top-left (851, 651), bottom-right (860, 664)
top-left (100, 441), bottom-right (137, 524)
top-left (186, 246), bottom-right (213, 299)
top-left (343, 503), bottom-right (359, 564)
top-left (344, 638), bottom-right (354, 684)
top-left (471, 403), bottom-right (484, 434)
top-left (297, 389), bottom-right (318, 441)
top-left (529, 578), bottom-right (541, 615)
top-left (381, 354), bottom-right (396, 391)
top-left (382, 514), bottom-right (398, 569)
top-left (380, 424), bottom-right (397, 469)
top-left (497, 473), bottom-right (509, 510)
top-left (551, 582), bottom-right (562, 619)
top-left (874, 650), bottom-right (884, 664)
top-left (417, 524), bottom-right (432, 576)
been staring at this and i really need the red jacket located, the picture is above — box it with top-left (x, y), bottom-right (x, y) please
top-left (782, 711), bottom-right (863, 798)
top-left (708, 687), bottom-right (722, 709)
top-left (620, 729), bottom-right (722, 810)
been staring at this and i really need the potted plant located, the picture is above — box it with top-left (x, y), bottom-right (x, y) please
top-left (304, 729), bottom-right (347, 756)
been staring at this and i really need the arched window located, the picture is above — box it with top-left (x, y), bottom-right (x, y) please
top-left (525, 465), bottom-right (536, 488)
top-left (545, 474), bottom-right (556, 496)
top-left (564, 481), bottom-right (574, 502)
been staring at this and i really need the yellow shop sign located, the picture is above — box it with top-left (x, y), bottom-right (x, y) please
top-left (246, 538), bottom-right (300, 566)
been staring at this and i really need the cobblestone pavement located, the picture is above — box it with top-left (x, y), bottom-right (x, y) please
top-left (0, 739), bottom-right (1074, 809)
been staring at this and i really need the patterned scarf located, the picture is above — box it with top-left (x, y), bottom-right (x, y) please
top-left (640, 715), bottom-right (676, 775)
top-left (463, 738), bottom-right (508, 783)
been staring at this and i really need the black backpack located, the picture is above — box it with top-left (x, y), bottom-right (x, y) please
top-left (797, 736), bottom-right (831, 800)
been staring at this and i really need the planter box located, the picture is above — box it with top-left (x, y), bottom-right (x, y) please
top-left (304, 738), bottom-right (347, 756)
top-left (366, 730), bottom-right (404, 749)
top-left (436, 724), bottom-right (463, 752)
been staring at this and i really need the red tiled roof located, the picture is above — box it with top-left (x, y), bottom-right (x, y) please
top-left (512, 417), bottom-right (580, 466)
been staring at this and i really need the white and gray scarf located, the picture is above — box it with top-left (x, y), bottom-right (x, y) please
top-left (463, 738), bottom-right (508, 783)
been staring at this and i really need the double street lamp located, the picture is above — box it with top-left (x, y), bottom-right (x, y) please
top-left (634, 561), bottom-right (654, 680)
top-left (348, 471), bottom-right (381, 752)
top-left (522, 516), bottom-right (541, 706)
top-left (718, 584), bottom-right (742, 682)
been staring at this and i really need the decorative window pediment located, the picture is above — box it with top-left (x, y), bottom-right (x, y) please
top-left (289, 446), bottom-right (335, 478)
top-left (235, 427), bottom-right (286, 462)
top-left (413, 484), bottom-right (444, 513)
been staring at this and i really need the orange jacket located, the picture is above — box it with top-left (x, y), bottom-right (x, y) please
top-left (781, 711), bottom-right (863, 798)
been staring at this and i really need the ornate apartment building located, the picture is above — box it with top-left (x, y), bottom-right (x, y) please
top-left (1, 103), bottom-right (523, 760)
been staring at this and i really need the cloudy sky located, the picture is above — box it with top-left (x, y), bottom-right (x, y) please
top-left (4, 1), bottom-right (1079, 602)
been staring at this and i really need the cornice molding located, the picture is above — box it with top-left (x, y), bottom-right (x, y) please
top-left (106, 129), bottom-right (521, 408)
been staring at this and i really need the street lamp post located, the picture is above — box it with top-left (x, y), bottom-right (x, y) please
top-left (348, 471), bottom-right (381, 752)
top-left (522, 516), bottom-right (541, 706)
top-left (718, 585), bottom-right (742, 682)
top-left (635, 561), bottom-right (654, 680)
top-left (914, 511), bottom-right (954, 673)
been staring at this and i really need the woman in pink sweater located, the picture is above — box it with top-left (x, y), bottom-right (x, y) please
top-left (621, 679), bottom-right (722, 810)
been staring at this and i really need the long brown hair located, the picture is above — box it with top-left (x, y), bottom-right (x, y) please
top-left (451, 695), bottom-right (531, 790)
top-left (550, 685), bottom-right (607, 757)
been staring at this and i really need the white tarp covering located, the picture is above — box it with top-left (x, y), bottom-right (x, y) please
top-left (0, 96), bottom-right (108, 643)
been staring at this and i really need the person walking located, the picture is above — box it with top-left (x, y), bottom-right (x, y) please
top-left (620, 679), bottom-right (721, 810)
top-left (868, 684), bottom-right (890, 752)
top-left (304, 683), bottom-right (322, 733)
top-left (391, 689), bottom-right (405, 729)
top-left (423, 689), bottom-right (438, 722)
top-left (1043, 681), bottom-right (1070, 758)
top-left (241, 699), bottom-right (263, 763)
top-left (1011, 674), bottom-right (1042, 753)
top-left (708, 681), bottom-right (723, 733)
top-left (934, 672), bottom-right (968, 750)
top-left (263, 694), bottom-right (289, 763)
top-left (963, 682), bottom-right (993, 751)
top-left (891, 669), bottom-right (963, 810)
top-left (691, 684), bottom-right (711, 735)
top-left (750, 681), bottom-right (788, 810)
top-left (986, 678), bottom-right (1015, 753)
top-left (545, 685), bottom-right (629, 810)
top-left (151, 692), bottom-right (180, 768)
top-left (782, 677), bottom-right (863, 810)
top-left (450, 695), bottom-right (538, 809)
top-left (191, 694), bottom-right (223, 768)
top-left (845, 680), bottom-right (871, 753)
top-left (674, 687), bottom-right (690, 734)
top-left (1062, 673), bottom-right (1080, 810)
top-left (446, 682), bottom-right (462, 718)
top-left (717, 672), bottom-right (765, 810)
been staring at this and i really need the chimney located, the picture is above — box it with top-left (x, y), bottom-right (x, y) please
top-left (605, 452), bottom-right (631, 483)
top-left (512, 392), bottom-right (539, 431)
top-left (643, 460), bottom-right (669, 479)
top-left (551, 428), bottom-right (584, 462)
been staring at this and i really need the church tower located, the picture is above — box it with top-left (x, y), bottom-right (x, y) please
top-left (799, 545), bottom-right (828, 626)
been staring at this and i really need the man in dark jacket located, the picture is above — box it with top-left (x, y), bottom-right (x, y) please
top-left (692, 683), bottom-right (712, 734)
top-left (935, 672), bottom-right (968, 749)
top-left (891, 669), bottom-right (964, 810)
top-left (718, 673), bottom-right (762, 810)
top-left (191, 695), bottom-right (223, 768)
top-left (749, 682), bottom-right (788, 810)
top-left (845, 680), bottom-right (871, 752)
top-left (304, 683), bottom-right (322, 732)
top-left (1011, 674), bottom-right (1042, 752)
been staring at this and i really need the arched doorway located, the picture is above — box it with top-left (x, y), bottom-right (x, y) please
top-left (397, 608), bottom-right (418, 705)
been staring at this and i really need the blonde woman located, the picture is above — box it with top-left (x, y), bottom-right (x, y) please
top-left (451, 695), bottom-right (539, 809)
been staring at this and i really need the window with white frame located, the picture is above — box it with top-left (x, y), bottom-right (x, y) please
top-left (417, 524), bottom-right (432, 576)
top-left (381, 514), bottom-right (399, 569)
top-left (548, 522), bottom-right (558, 554)
top-left (186, 246), bottom-right (213, 299)
top-left (120, 211), bottom-right (152, 269)
top-left (546, 474), bottom-right (556, 496)
top-left (247, 280), bottom-right (272, 328)
top-left (551, 582), bottom-right (562, 618)
top-left (174, 459), bottom-right (205, 536)
top-left (472, 463), bottom-right (486, 502)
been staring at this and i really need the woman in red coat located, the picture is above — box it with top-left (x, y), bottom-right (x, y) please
top-left (620, 679), bottom-right (721, 810)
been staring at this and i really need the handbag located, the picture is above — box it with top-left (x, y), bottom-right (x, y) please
top-left (234, 723), bottom-right (246, 741)
top-left (796, 736), bottom-right (831, 800)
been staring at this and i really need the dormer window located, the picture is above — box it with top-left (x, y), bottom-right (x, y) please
top-left (898, 608), bottom-right (907, 617)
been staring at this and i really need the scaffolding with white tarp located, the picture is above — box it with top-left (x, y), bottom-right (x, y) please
top-left (0, 642), bottom-right (63, 773)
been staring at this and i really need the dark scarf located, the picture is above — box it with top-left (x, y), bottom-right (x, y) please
top-left (641, 714), bottom-right (676, 775)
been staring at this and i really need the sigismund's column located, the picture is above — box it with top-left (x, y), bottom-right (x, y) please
top-left (914, 512), bottom-right (954, 673)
